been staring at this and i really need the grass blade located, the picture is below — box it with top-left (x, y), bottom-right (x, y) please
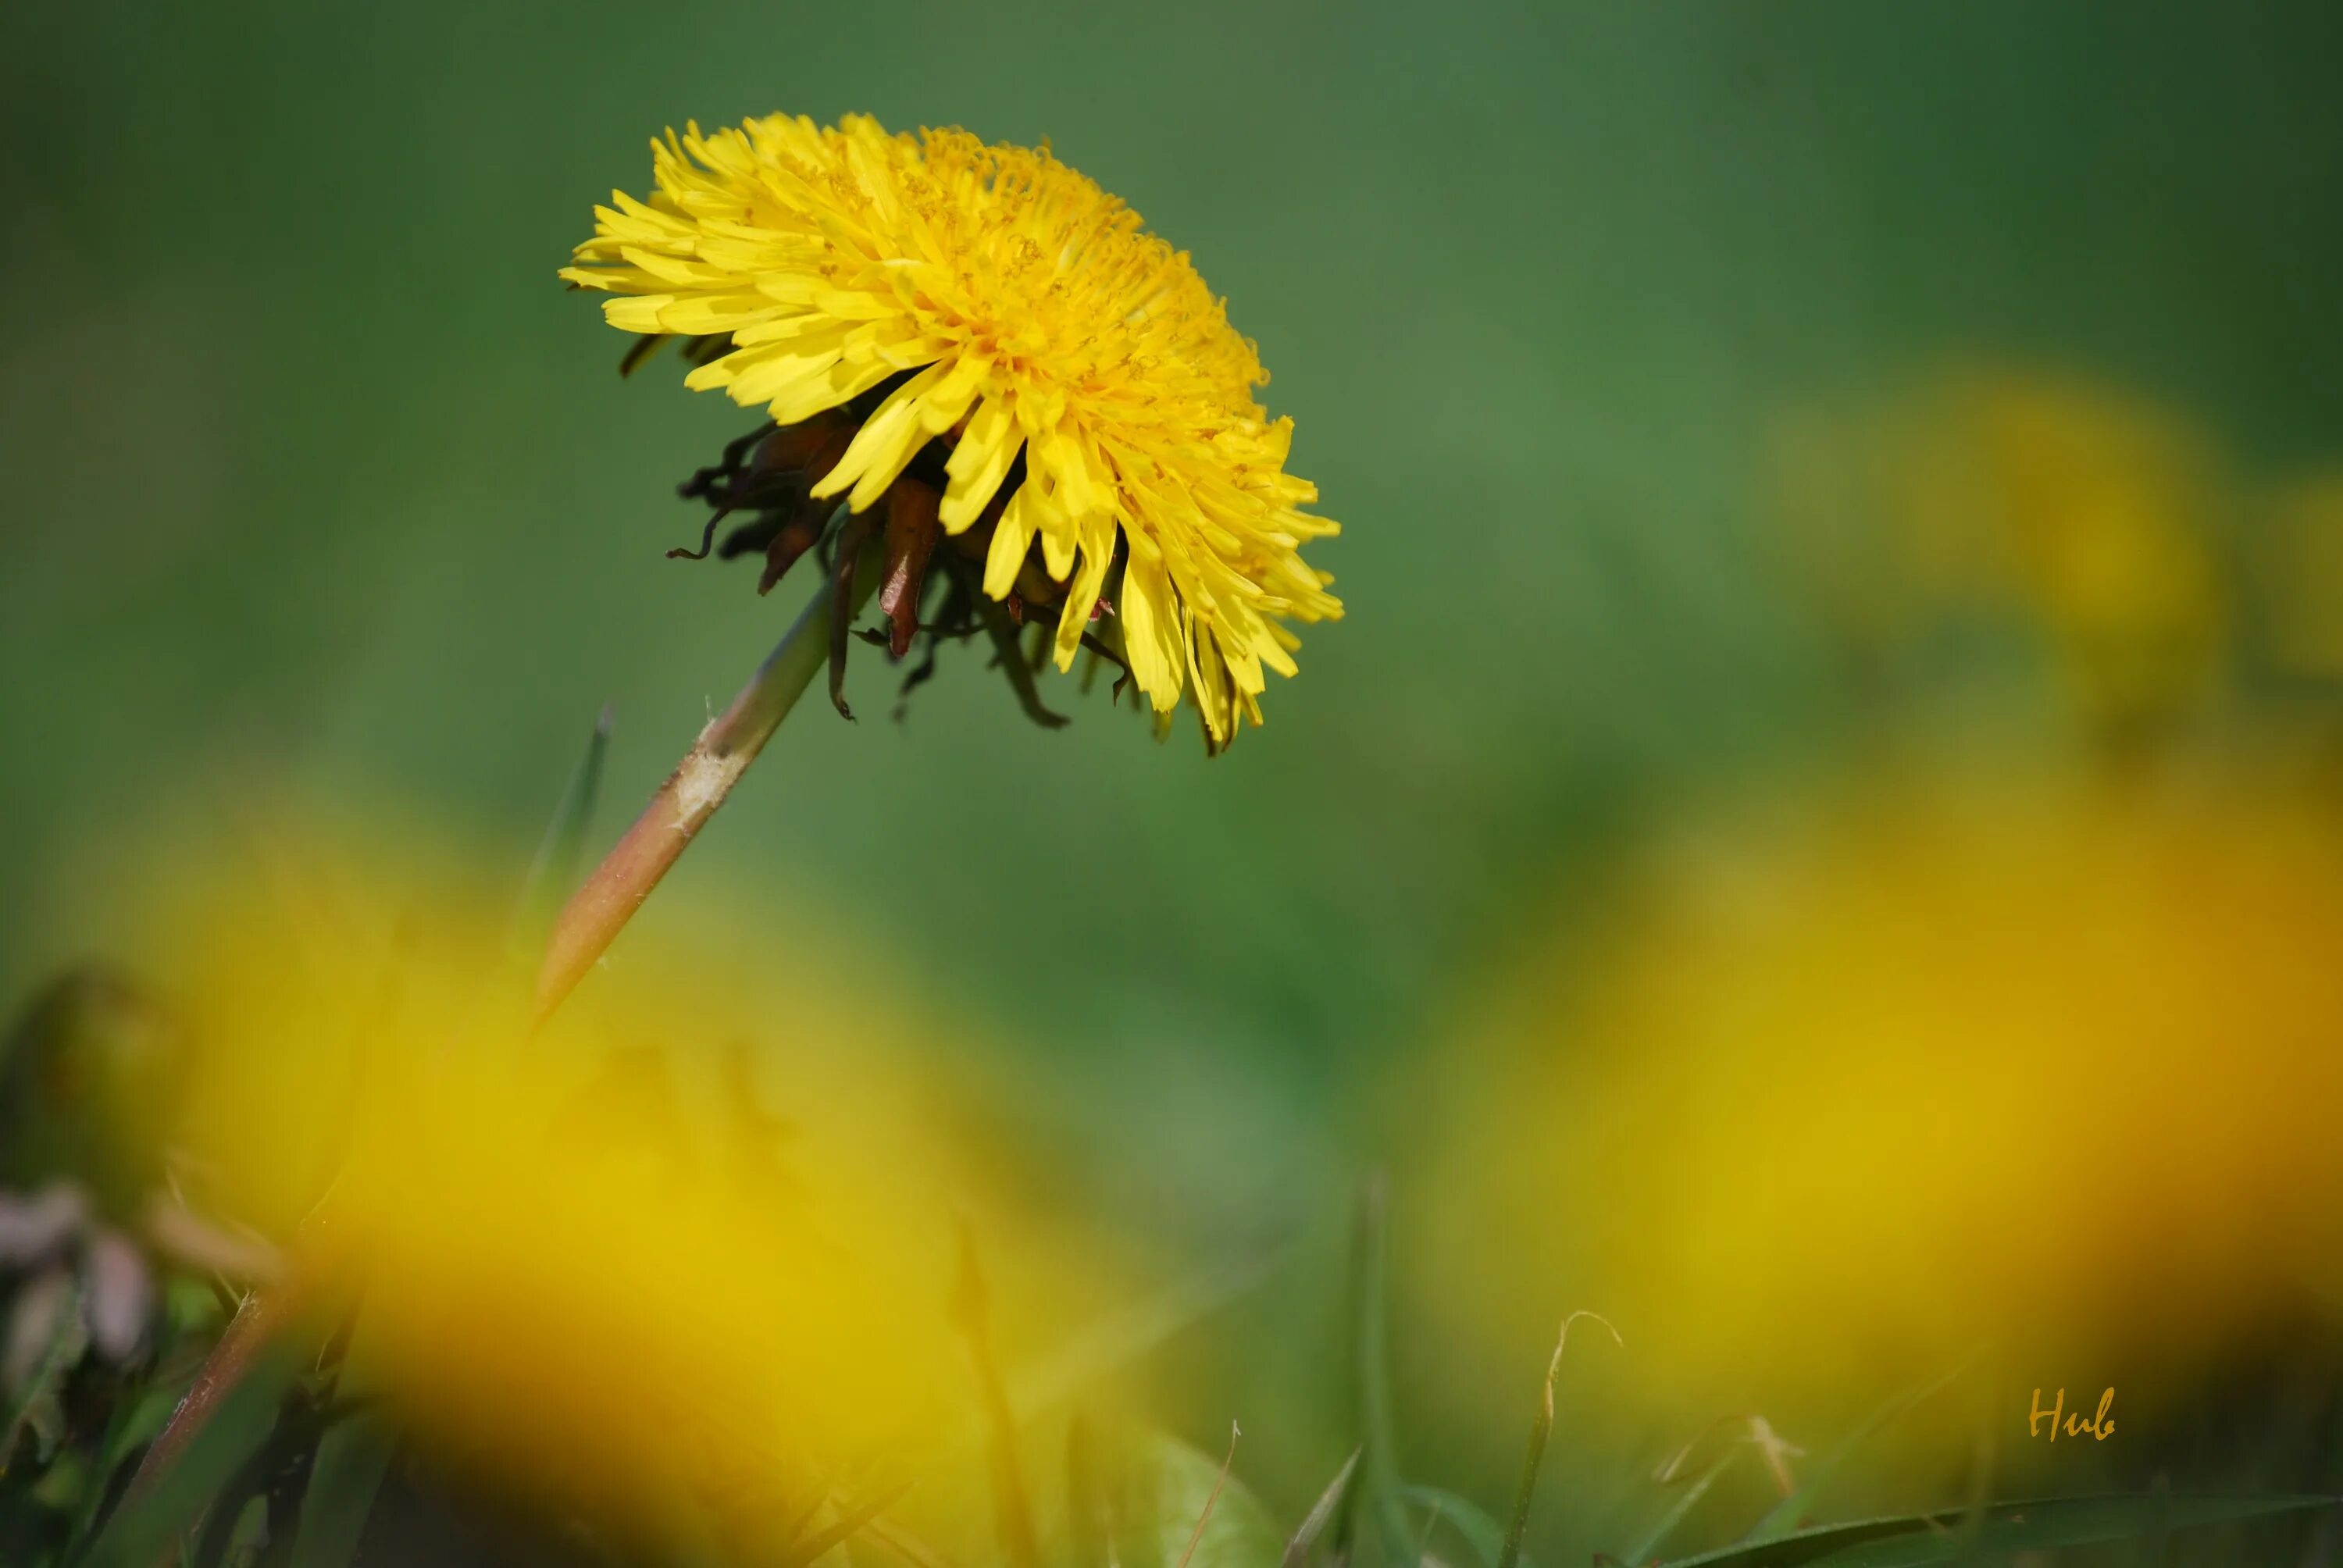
top-left (1174, 1423), bottom-right (1242, 1568)
top-left (777, 1480), bottom-right (916, 1568)
top-left (2, 1274), bottom-right (89, 1474)
top-left (1394, 1484), bottom-right (1511, 1568)
top-left (1653, 1492), bottom-right (2336, 1568)
top-left (1012, 1253), bottom-right (1271, 1420)
top-left (1742, 1356), bottom-right (1973, 1544)
top-left (84, 1351), bottom-right (294, 1568)
top-left (1143, 1429), bottom-right (1282, 1568)
top-left (1625, 1450), bottom-right (1737, 1566)
top-left (1285, 1450), bottom-right (1360, 1568)
top-left (1496, 1313), bottom-right (1621, 1568)
top-left (950, 1221), bottom-right (1041, 1568)
top-left (511, 703), bottom-right (612, 952)
top-left (1353, 1176), bottom-right (1416, 1567)
top-left (1068, 1413), bottom-right (1109, 1568)
top-left (286, 1413), bottom-right (396, 1568)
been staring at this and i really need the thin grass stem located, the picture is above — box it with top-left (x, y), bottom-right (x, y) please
top-left (1499, 1312), bottom-right (1620, 1568)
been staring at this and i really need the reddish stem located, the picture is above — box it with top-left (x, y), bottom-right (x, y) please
top-left (533, 545), bottom-right (874, 1021)
top-left (115, 1264), bottom-right (315, 1531)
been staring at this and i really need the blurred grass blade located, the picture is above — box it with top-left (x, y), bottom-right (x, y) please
top-left (1497, 1342), bottom-right (1560, 1568)
top-left (1106, 1420), bottom-right (1166, 1568)
top-left (1142, 1429), bottom-right (1282, 1568)
top-left (1653, 1493), bottom-right (2336, 1568)
top-left (1173, 1422), bottom-right (1241, 1568)
top-left (1743, 1356), bottom-right (1973, 1544)
top-left (287, 1413), bottom-right (396, 1568)
top-left (1624, 1451), bottom-right (1736, 1566)
top-left (512, 704), bottom-right (612, 950)
top-left (1068, 1413), bottom-right (1108, 1568)
top-left (1496, 1312), bottom-right (1621, 1568)
top-left (1285, 1450), bottom-right (1360, 1568)
top-left (1394, 1484), bottom-right (1510, 1568)
top-left (2, 1276), bottom-right (89, 1473)
top-left (1352, 1175), bottom-right (1416, 1567)
top-left (865, 1518), bottom-right (956, 1568)
top-left (2136, 1475), bottom-right (2173, 1568)
top-left (1944, 1415), bottom-right (1992, 1563)
top-left (66, 1381), bottom-right (178, 1544)
top-left (1013, 1252), bottom-right (1272, 1420)
top-left (84, 1352), bottom-right (294, 1568)
top-left (777, 1480), bottom-right (915, 1568)
top-left (950, 1221), bottom-right (1042, 1568)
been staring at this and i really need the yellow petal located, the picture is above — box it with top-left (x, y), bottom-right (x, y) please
top-left (1186, 619), bottom-right (1232, 745)
top-left (767, 358), bottom-right (897, 427)
top-left (617, 247), bottom-right (736, 289)
top-left (983, 486), bottom-right (1039, 600)
top-left (1114, 554), bottom-right (1186, 711)
top-left (1053, 515), bottom-right (1118, 671)
top-left (697, 324), bottom-right (852, 400)
top-left (811, 363), bottom-right (948, 511)
top-left (813, 289), bottom-right (900, 322)
top-left (917, 353), bottom-right (992, 434)
top-left (1039, 515), bottom-right (1077, 582)
top-left (655, 293), bottom-right (784, 336)
top-left (603, 295), bottom-right (674, 334)
top-left (729, 312), bottom-right (838, 347)
top-left (1215, 603), bottom-right (1271, 693)
top-left (940, 397), bottom-right (1023, 533)
top-left (1049, 427), bottom-right (1099, 522)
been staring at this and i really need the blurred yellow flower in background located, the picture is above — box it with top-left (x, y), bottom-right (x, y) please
top-left (564, 112), bottom-right (1341, 748)
top-left (2256, 472), bottom-right (2343, 682)
top-left (1774, 367), bottom-right (2230, 735)
top-left (1414, 757), bottom-right (2343, 1451)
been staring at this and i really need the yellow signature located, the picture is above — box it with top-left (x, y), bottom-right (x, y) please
top-left (2029, 1387), bottom-right (2116, 1441)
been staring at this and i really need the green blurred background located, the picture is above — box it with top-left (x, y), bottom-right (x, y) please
top-left (8, 0), bottom-right (2343, 1548)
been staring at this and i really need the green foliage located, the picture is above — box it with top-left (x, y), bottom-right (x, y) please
top-left (1282, 1452), bottom-right (1357, 1568)
top-left (1741, 1357), bottom-right (1976, 1545)
top-left (81, 1352), bottom-right (294, 1568)
top-left (510, 703), bottom-right (613, 956)
top-left (1393, 1484), bottom-right (1511, 1568)
top-left (285, 1413), bottom-right (397, 1568)
top-left (1625, 1451), bottom-right (1739, 1566)
top-left (1348, 1178), bottom-right (1418, 1568)
top-left (1653, 1494), bottom-right (2338, 1568)
top-left (2, 1278), bottom-right (89, 1477)
top-left (1140, 1430), bottom-right (1280, 1568)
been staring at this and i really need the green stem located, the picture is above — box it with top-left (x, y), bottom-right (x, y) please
top-left (533, 539), bottom-right (878, 1021)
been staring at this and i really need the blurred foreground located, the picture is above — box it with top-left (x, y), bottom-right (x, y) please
top-left (5, 362), bottom-right (2343, 1564)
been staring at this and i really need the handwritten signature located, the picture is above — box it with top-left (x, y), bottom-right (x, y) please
top-left (2029, 1387), bottom-right (2116, 1441)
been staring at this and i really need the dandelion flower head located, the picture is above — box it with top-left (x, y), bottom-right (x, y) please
top-left (562, 112), bottom-right (1341, 749)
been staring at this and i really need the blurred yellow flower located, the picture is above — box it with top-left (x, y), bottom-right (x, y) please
top-left (2256, 472), bottom-right (2343, 680)
top-left (1774, 368), bottom-right (2229, 733)
top-left (101, 816), bottom-right (1111, 1552)
top-left (563, 112), bottom-right (1341, 749)
top-left (1417, 761), bottom-right (2343, 1433)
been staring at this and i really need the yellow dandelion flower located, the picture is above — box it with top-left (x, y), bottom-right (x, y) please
top-left (1771, 366), bottom-right (2229, 736)
top-left (79, 811), bottom-right (1132, 1554)
top-left (1413, 761), bottom-right (2343, 1445)
top-left (561, 112), bottom-right (1341, 750)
